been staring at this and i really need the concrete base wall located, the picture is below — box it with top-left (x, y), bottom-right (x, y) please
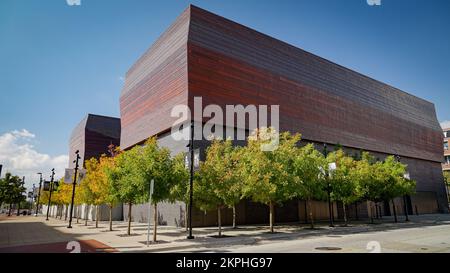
top-left (41, 204), bottom-right (123, 221)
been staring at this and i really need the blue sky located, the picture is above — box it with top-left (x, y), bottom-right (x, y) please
top-left (0, 0), bottom-right (449, 187)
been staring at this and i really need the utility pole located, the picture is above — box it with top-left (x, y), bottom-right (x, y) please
top-left (68, 150), bottom-right (80, 228)
top-left (0, 164), bottom-right (2, 177)
top-left (187, 120), bottom-right (195, 239)
top-left (35, 173), bottom-right (43, 216)
top-left (46, 169), bottom-right (55, 221)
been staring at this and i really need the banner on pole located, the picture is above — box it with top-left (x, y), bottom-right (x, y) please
top-left (43, 181), bottom-right (51, 191)
top-left (64, 168), bottom-right (86, 184)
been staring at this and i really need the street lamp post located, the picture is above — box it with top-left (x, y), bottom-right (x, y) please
top-left (35, 173), bottom-right (43, 216)
top-left (68, 150), bottom-right (81, 228)
top-left (187, 121), bottom-right (195, 239)
top-left (403, 172), bottom-right (410, 222)
top-left (46, 169), bottom-right (55, 221)
top-left (323, 144), bottom-right (334, 227)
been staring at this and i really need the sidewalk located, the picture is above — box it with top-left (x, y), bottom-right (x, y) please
top-left (1, 213), bottom-right (450, 253)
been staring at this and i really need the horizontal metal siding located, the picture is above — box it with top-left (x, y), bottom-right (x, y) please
top-left (187, 6), bottom-right (443, 163)
top-left (120, 8), bottom-right (190, 149)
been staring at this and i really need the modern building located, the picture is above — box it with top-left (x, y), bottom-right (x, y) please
top-left (46, 114), bottom-right (122, 220)
top-left (443, 127), bottom-right (450, 204)
top-left (69, 114), bottom-right (121, 169)
top-left (119, 5), bottom-right (448, 227)
top-left (443, 127), bottom-right (450, 172)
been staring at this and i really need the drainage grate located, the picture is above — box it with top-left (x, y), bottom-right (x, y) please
top-left (315, 247), bottom-right (342, 251)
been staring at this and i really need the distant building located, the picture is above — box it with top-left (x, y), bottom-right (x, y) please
top-left (444, 128), bottom-right (450, 172)
top-left (66, 114), bottom-right (122, 221)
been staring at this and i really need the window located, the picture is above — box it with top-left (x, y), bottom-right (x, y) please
top-left (445, 141), bottom-right (449, 150)
top-left (446, 156), bottom-right (450, 165)
top-left (446, 131), bottom-right (450, 138)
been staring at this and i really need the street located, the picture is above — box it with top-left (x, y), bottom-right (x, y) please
top-left (1, 213), bottom-right (450, 253)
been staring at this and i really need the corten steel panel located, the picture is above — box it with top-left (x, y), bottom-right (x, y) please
top-left (69, 114), bottom-right (121, 168)
top-left (119, 7), bottom-right (190, 150)
top-left (184, 5), bottom-right (443, 163)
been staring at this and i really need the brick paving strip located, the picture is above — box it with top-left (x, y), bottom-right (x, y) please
top-left (0, 239), bottom-right (117, 253)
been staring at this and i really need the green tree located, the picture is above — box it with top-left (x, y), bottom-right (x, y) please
top-left (139, 137), bottom-right (178, 242)
top-left (105, 145), bottom-right (143, 235)
top-left (241, 128), bottom-right (300, 233)
top-left (327, 150), bottom-right (361, 226)
top-left (77, 175), bottom-right (95, 226)
top-left (168, 152), bottom-right (190, 230)
top-left (1, 174), bottom-right (26, 216)
top-left (194, 139), bottom-right (243, 236)
top-left (444, 172), bottom-right (450, 203)
top-left (292, 144), bottom-right (327, 228)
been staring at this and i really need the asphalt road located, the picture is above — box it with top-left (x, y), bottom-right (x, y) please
top-left (174, 221), bottom-right (450, 253)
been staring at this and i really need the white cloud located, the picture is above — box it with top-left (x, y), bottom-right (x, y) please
top-left (441, 121), bottom-right (450, 130)
top-left (0, 129), bottom-right (68, 191)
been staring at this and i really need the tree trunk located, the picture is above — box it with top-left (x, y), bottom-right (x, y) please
top-left (370, 203), bottom-right (374, 224)
top-left (218, 206), bottom-right (222, 237)
top-left (109, 205), bottom-right (113, 231)
top-left (232, 205), bottom-right (237, 229)
top-left (308, 199), bottom-right (314, 229)
top-left (304, 201), bottom-right (308, 224)
top-left (153, 203), bottom-right (157, 242)
top-left (343, 203), bottom-right (348, 226)
top-left (65, 205), bottom-right (68, 221)
top-left (95, 205), bottom-right (99, 228)
top-left (355, 202), bottom-right (359, 220)
top-left (269, 201), bottom-right (274, 233)
top-left (76, 205), bottom-right (79, 223)
top-left (85, 205), bottom-right (89, 226)
top-left (16, 203), bottom-right (20, 216)
top-left (297, 200), bottom-right (302, 224)
top-left (392, 199), bottom-right (398, 223)
top-left (185, 203), bottom-right (188, 232)
top-left (8, 204), bottom-right (12, 216)
top-left (127, 202), bottom-right (132, 236)
top-left (375, 203), bottom-right (379, 219)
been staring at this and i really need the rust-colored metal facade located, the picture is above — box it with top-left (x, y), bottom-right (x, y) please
top-left (443, 128), bottom-right (450, 171)
top-left (119, 5), bottom-right (448, 225)
top-left (69, 114), bottom-right (121, 168)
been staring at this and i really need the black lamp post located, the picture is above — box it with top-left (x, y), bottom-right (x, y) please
top-left (46, 169), bottom-right (55, 221)
top-left (35, 173), bottom-right (43, 216)
top-left (68, 150), bottom-right (80, 228)
top-left (187, 121), bottom-right (195, 239)
top-left (323, 144), bottom-right (334, 227)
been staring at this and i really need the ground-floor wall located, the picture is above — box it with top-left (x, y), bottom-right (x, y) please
top-left (41, 204), bottom-right (123, 221)
top-left (122, 127), bottom-right (448, 227)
